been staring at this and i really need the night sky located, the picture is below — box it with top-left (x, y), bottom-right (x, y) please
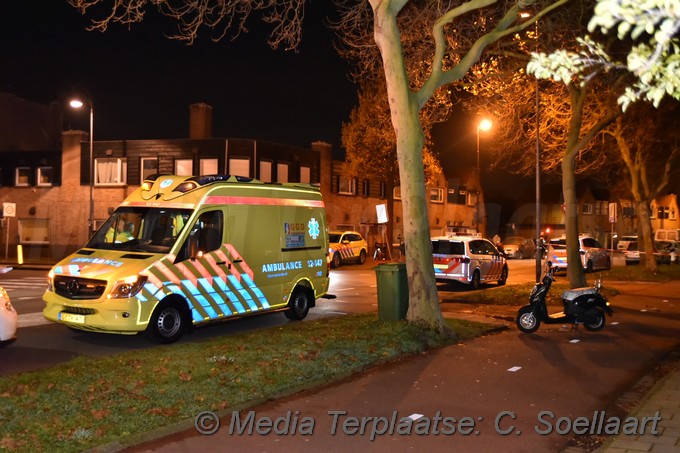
top-left (0, 1), bottom-right (357, 149)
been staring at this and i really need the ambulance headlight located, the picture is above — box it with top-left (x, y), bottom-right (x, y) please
top-left (110, 275), bottom-right (148, 299)
top-left (47, 269), bottom-right (55, 292)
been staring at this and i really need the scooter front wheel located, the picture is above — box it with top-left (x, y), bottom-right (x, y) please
top-left (516, 306), bottom-right (541, 333)
top-left (584, 308), bottom-right (605, 331)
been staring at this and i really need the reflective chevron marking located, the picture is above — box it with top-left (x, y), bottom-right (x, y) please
top-left (140, 244), bottom-right (269, 323)
top-left (331, 244), bottom-right (355, 261)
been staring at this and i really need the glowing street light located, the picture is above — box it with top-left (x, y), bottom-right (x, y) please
top-left (69, 95), bottom-right (94, 237)
top-left (476, 118), bottom-right (492, 174)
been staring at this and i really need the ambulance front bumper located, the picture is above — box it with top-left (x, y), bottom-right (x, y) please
top-left (43, 292), bottom-right (148, 334)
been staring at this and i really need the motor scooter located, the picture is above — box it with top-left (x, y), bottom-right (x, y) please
top-left (516, 266), bottom-right (613, 333)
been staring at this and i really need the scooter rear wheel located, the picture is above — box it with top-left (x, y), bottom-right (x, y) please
top-left (516, 306), bottom-right (541, 333)
top-left (584, 308), bottom-right (605, 331)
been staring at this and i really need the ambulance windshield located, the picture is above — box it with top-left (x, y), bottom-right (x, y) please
top-left (86, 207), bottom-right (192, 254)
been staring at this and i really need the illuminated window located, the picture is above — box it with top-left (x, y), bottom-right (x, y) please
top-left (200, 158), bottom-right (219, 175)
top-left (277, 163), bottom-right (289, 183)
top-left (37, 167), bottom-right (53, 186)
top-left (18, 218), bottom-right (50, 244)
top-left (259, 161), bottom-right (272, 182)
top-left (95, 158), bottom-right (127, 185)
top-left (300, 166), bottom-right (311, 184)
top-left (175, 159), bottom-right (193, 176)
top-left (140, 158), bottom-right (158, 183)
top-left (466, 191), bottom-right (477, 207)
top-left (228, 158), bottom-right (249, 177)
top-left (339, 176), bottom-right (356, 195)
top-left (15, 167), bottom-right (31, 186)
top-left (393, 185), bottom-right (401, 200)
top-left (581, 203), bottom-right (593, 215)
top-left (430, 188), bottom-right (444, 204)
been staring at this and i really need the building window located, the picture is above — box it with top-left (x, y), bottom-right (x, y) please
top-left (229, 158), bottom-right (250, 177)
top-left (466, 191), bottom-right (477, 207)
top-left (18, 218), bottom-right (50, 244)
top-left (277, 163), bottom-right (289, 183)
top-left (16, 167), bottom-right (31, 186)
top-left (581, 203), bottom-right (593, 215)
top-left (671, 207), bottom-right (677, 220)
top-left (199, 158), bottom-right (218, 175)
top-left (337, 176), bottom-right (356, 195)
top-left (300, 166), bottom-right (311, 184)
top-left (140, 158), bottom-right (158, 183)
top-left (393, 185), bottom-right (401, 200)
top-left (379, 181), bottom-right (386, 199)
top-left (430, 188), bottom-right (444, 204)
top-left (175, 159), bottom-right (193, 176)
top-left (259, 161), bottom-right (272, 182)
top-left (96, 158), bottom-right (127, 185)
top-left (621, 200), bottom-right (634, 218)
top-left (37, 167), bottom-right (53, 187)
top-left (362, 179), bottom-right (370, 197)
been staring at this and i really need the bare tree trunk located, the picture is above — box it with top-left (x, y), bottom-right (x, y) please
top-left (562, 155), bottom-right (587, 287)
top-left (564, 88), bottom-right (587, 288)
top-left (634, 200), bottom-right (658, 271)
top-left (372, 2), bottom-right (446, 333)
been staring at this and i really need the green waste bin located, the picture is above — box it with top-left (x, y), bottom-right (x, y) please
top-left (374, 263), bottom-right (408, 321)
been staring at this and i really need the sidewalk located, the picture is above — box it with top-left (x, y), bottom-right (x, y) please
top-left (596, 354), bottom-right (680, 452)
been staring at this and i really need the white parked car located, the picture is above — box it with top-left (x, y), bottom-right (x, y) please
top-left (0, 267), bottom-right (17, 346)
top-left (547, 235), bottom-right (611, 272)
top-left (431, 235), bottom-right (508, 290)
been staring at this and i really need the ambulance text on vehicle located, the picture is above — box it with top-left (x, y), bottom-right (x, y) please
top-left (43, 174), bottom-right (330, 343)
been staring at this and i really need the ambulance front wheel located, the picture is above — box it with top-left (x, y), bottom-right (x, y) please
top-left (146, 299), bottom-right (188, 344)
top-left (285, 287), bottom-right (312, 320)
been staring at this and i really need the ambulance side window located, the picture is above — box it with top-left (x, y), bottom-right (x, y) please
top-left (198, 210), bottom-right (223, 252)
top-left (177, 210), bottom-right (224, 261)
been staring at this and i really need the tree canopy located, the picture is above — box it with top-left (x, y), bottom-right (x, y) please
top-left (528, 0), bottom-right (680, 110)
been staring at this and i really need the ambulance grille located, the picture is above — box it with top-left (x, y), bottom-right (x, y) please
top-left (62, 306), bottom-right (97, 315)
top-left (54, 276), bottom-right (107, 300)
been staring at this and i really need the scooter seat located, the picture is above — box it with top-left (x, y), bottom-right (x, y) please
top-left (562, 286), bottom-right (597, 301)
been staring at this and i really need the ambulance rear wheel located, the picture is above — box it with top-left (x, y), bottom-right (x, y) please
top-left (285, 288), bottom-right (311, 320)
top-left (146, 300), bottom-right (187, 344)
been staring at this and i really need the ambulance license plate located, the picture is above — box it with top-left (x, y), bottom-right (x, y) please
top-left (59, 312), bottom-right (85, 324)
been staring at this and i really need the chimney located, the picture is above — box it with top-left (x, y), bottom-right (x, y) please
top-left (189, 103), bottom-right (212, 139)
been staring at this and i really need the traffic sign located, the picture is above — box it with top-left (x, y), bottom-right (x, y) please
top-left (2, 202), bottom-right (16, 217)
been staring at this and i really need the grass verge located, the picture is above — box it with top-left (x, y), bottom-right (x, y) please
top-left (602, 262), bottom-right (680, 282)
top-left (0, 313), bottom-right (496, 452)
top-left (448, 263), bottom-right (680, 307)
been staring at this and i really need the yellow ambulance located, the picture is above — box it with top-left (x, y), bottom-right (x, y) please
top-left (43, 174), bottom-right (330, 343)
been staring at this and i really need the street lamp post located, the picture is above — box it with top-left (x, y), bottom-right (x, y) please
top-left (521, 11), bottom-right (542, 282)
top-left (475, 119), bottom-right (492, 233)
top-left (69, 97), bottom-right (94, 237)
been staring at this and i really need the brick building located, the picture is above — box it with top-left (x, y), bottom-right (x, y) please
top-left (0, 96), bottom-right (480, 263)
